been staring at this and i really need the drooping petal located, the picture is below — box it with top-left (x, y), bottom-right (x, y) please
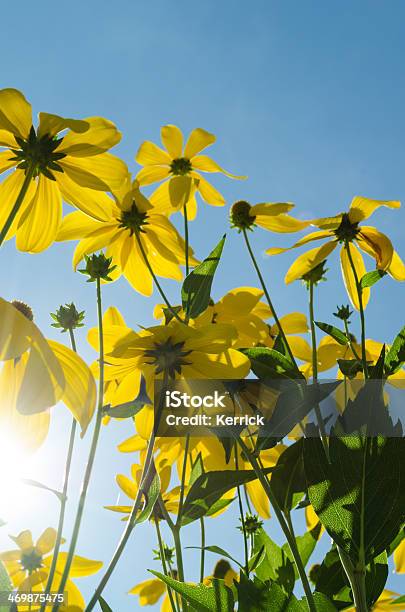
top-left (37, 113), bottom-right (89, 138)
top-left (184, 128), bottom-right (216, 159)
top-left (47, 340), bottom-right (97, 434)
top-left (58, 117), bottom-right (121, 156)
top-left (16, 176), bottom-right (62, 253)
top-left (46, 553), bottom-right (103, 577)
top-left (266, 230), bottom-right (333, 256)
top-left (0, 150), bottom-right (17, 174)
top-left (0, 298), bottom-right (38, 360)
top-left (136, 141), bottom-right (172, 166)
top-left (388, 250), bottom-right (405, 281)
top-left (245, 480), bottom-right (270, 518)
top-left (356, 226), bottom-right (394, 269)
top-left (0, 170), bottom-right (36, 242)
top-left (191, 155), bottom-right (246, 179)
top-left (340, 243), bottom-right (370, 310)
top-left (161, 124), bottom-right (183, 158)
top-left (35, 528), bottom-right (57, 555)
top-left (192, 173), bottom-right (225, 206)
top-left (56, 172), bottom-right (116, 221)
top-left (348, 196), bottom-right (400, 223)
top-left (60, 152), bottom-right (128, 191)
top-left (72, 225), bottom-right (119, 269)
top-left (167, 175), bottom-right (198, 210)
top-left (285, 241), bottom-right (337, 284)
top-left (56, 211), bottom-right (103, 242)
top-left (122, 235), bottom-right (153, 296)
top-left (256, 213), bottom-right (310, 233)
top-left (311, 214), bottom-right (344, 230)
top-left (0, 88), bottom-right (32, 139)
top-left (136, 165), bottom-right (170, 186)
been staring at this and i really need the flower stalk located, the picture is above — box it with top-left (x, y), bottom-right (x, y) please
top-left (0, 166), bottom-right (35, 248)
top-left (344, 241), bottom-right (369, 377)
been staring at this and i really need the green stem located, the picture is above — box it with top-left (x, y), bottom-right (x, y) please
top-left (344, 242), bottom-right (368, 377)
top-left (0, 166), bottom-right (35, 248)
top-left (199, 518), bottom-right (206, 583)
top-left (53, 279), bottom-right (105, 611)
top-left (85, 371), bottom-right (169, 611)
top-left (235, 445), bottom-right (249, 574)
top-left (40, 329), bottom-right (78, 611)
top-left (154, 513), bottom-right (178, 612)
top-left (337, 546), bottom-right (368, 612)
top-left (242, 229), bottom-right (296, 367)
top-left (134, 230), bottom-right (184, 324)
top-left (236, 436), bottom-right (316, 612)
top-left (308, 281), bottom-right (330, 460)
top-left (176, 434), bottom-right (190, 524)
top-left (343, 319), bottom-right (361, 362)
top-left (183, 204), bottom-right (190, 276)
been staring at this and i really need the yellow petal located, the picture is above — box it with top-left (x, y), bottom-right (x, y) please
top-left (356, 226), bottom-right (394, 269)
top-left (56, 172), bottom-right (116, 220)
top-left (60, 152), bottom-right (128, 191)
top-left (285, 241), bottom-right (337, 284)
top-left (246, 480), bottom-right (270, 518)
top-left (394, 538), bottom-right (405, 573)
top-left (191, 154), bottom-right (246, 179)
top-left (192, 173), bottom-right (225, 206)
top-left (0, 88), bottom-right (32, 138)
top-left (256, 213), bottom-right (310, 233)
top-left (129, 578), bottom-right (166, 604)
top-left (161, 124), bottom-right (183, 158)
top-left (0, 129), bottom-right (17, 147)
top-left (49, 553), bottom-right (103, 577)
top-left (288, 336), bottom-right (313, 362)
top-left (184, 128), bottom-right (216, 159)
top-left (37, 113), bottom-right (89, 138)
top-left (122, 235), bottom-right (153, 295)
top-left (183, 349), bottom-right (250, 379)
top-left (266, 230), bottom-right (332, 255)
top-left (36, 528), bottom-right (57, 555)
top-left (0, 170), bottom-right (36, 242)
top-left (136, 140), bottom-right (172, 166)
top-left (0, 298), bottom-right (38, 360)
top-left (47, 340), bottom-right (97, 434)
top-left (10, 530), bottom-right (34, 552)
top-left (279, 312), bottom-right (309, 334)
top-left (0, 150), bottom-right (16, 175)
top-left (16, 176), bottom-right (62, 253)
top-left (388, 250), bottom-right (405, 281)
top-left (56, 211), bottom-right (103, 242)
top-left (116, 474), bottom-right (137, 499)
top-left (348, 196), bottom-right (401, 223)
top-left (103, 306), bottom-right (126, 327)
top-left (311, 214), bottom-right (344, 230)
top-left (58, 116), bottom-right (121, 156)
top-left (168, 175), bottom-right (198, 210)
top-left (72, 225), bottom-right (119, 269)
top-left (136, 165), bottom-right (170, 186)
top-left (305, 505), bottom-right (321, 533)
top-left (340, 243), bottom-right (370, 310)
top-left (118, 434), bottom-right (147, 453)
top-left (251, 202), bottom-right (295, 216)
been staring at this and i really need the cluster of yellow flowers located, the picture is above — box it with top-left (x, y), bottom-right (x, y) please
top-left (0, 87), bottom-right (404, 611)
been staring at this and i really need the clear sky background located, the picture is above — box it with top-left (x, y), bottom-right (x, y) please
top-left (1, 1), bottom-right (404, 610)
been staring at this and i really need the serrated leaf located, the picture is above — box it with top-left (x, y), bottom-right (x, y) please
top-left (360, 269), bottom-right (386, 288)
top-left (236, 573), bottom-right (303, 612)
top-left (181, 468), bottom-right (273, 525)
top-left (315, 321), bottom-right (349, 346)
top-left (242, 347), bottom-right (302, 380)
top-left (385, 325), bottom-right (405, 375)
top-left (304, 592), bottom-right (338, 611)
top-left (281, 525), bottom-right (322, 580)
top-left (253, 527), bottom-right (295, 593)
top-left (182, 235), bottom-right (226, 319)
top-left (135, 471), bottom-right (160, 525)
top-left (271, 440), bottom-right (306, 512)
top-left (150, 570), bottom-right (234, 612)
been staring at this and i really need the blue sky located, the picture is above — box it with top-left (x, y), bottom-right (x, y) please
top-left (1, 0), bottom-right (404, 609)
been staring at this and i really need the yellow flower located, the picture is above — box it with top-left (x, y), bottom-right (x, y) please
top-left (394, 538), bottom-right (405, 574)
top-left (345, 590), bottom-right (405, 611)
top-left (0, 528), bottom-right (102, 611)
top-left (230, 200), bottom-right (310, 233)
top-left (266, 197), bottom-right (405, 309)
top-left (135, 124), bottom-right (245, 219)
top-left (0, 88), bottom-right (127, 251)
top-left (89, 314), bottom-right (250, 406)
top-left (154, 287), bottom-right (308, 350)
top-left (57, 177), bottom-right (198, 296)
top-left (0, 298), bottom-right (96, 452)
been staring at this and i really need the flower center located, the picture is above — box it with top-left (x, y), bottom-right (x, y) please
top-left (230, 200), bottom-right (256, 231)
top-left (334, 213), bottom-right (360, 242)
top-left (11, 300), bottom-right (34, 321)
top-left (144, 337), bottom-right (192, 377)
top-left (119, 202), bottom-right (149, 235)
top-left (170, 157), bottom-right (192, 176)
top-left (10, 126), bottom-right (66, 179)
top-left (20, 550), bottom-right (43, 573)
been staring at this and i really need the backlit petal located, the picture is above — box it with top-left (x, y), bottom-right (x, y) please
top-left (0, 170), bottom-right (36, 242)
top-left (266, 230), bottom-right (332, 255)
top-left (191, 155), bottom-right (246, 179)
top-left (50, 553), bottom-right (103, 578)
top-left (348, 196), bottom-right (400, 223)
top-left (37, 113), bottom-right (88, 138)
top-left (184, 128), bottom-right (216, 158)
top-left (0, 88), bottom-right (32, 138)
top-left (279, 312), bottom-right (309, 334)
top-left (285, 241), bottom-right (337, 284)
top-left (72, 226), bottom-right (119, 269)
top-left (122, 235), bottom-right (153, 295)
top-left (136, 140), bottom-right (172, 165)
top-left (161, 124), bottom-right (183, 158)
top-left (193, 173), bottom-right (225, 206)
top-left (388, 250), bottom-right (405, 281)
top-left (56, 211), bottom-right (103, 241)
top-left (340, 243), bottom-right (370, 310)
top-left (356, 226), bottom-right (394, 269)
top-left (57, 172), bottom-right (116, 221)
top-left (11, 530), bottom-right (34, 552)
top-left (256, 213), bottom-right (310, 233)
top-left (58, 116), bottom-right (121, 156)
top-left (136, 165), bottom-right (170, 186)
top-left (60, 152), bottom-right (128, 191)
top-left (36, 528), bottom-right (57, 555)
top-left (394, 538), bottom-right (405, 573)
top-left (0, 150), bottom-right (16, 175)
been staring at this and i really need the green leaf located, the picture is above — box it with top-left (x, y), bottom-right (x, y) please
top-left (135, 471), bottom-right (161, 525)
top-left (385, 325), bottom-right (405, 375)
top-left (186, 545), bottom-right (243, 569)
top-left (271, 440), bottom-right (306, 512)
top-left (315, 321), bottom-right (349, 346)
top-left (242, 347), bottom-right (303, 380)
top-left (98, 596), bottom-right (113, 612)
top-left (150, 570), bottom-right (234, 612)
top-left (102, 400), bottom-right (144, 419)
top-left (181, 235), bottom-right (226, 319)
top-left (391, 595), bottom-right (405, 604)
top-left (304, 431), bottom-right (405, 564)
top-left (281, 525), bottom-right (322, 579)
top-left (253, 527), bottom-right (295, 593)
top-left (337, 359), bottom-right (364, 379)
top-left (181, 467), bottom-right (273, 526)
top-left (365, 551), bottom-right (388, 608)
top-left (236, 574), bottom-right (303, 612)
top-left (189, 452), bottom-right (204, 487)
top-left (312, 547), bottom-right (348, 599)
top-left (305, 592), bottom-right (338, 611)
top-left (360, 269), bottom-right (387, 288)
top-left (248, 545), bottom-right (265, 573)
top-left (0, 561), bottom-right (12, 612)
